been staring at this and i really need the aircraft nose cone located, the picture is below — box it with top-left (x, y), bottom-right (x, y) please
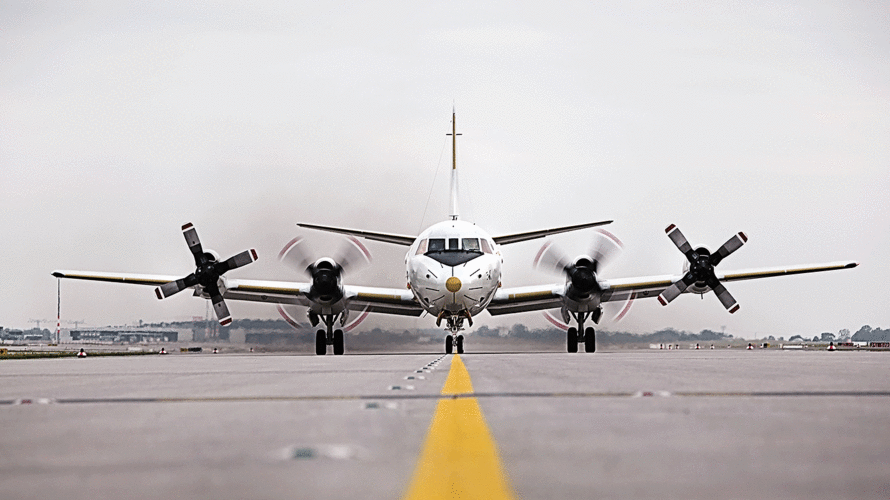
top-left (446, 276), bottom-right (462, 293)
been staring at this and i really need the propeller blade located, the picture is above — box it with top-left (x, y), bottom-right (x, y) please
top-left (613, 292), bottom-right (636, 321)
top-left (665, 224), bottom-right (694, 257)
top-left (589, 228), bottom-right (623, 273)
top-left (335, 236), bottom-right (372, 275)
top-left (278, 237), bottom-right (314, 276)
top-left (710, 232), bottom-right (748, 266)
top-left (212, 295), bottom-right (232, 326)
top-left (182, 223), bottom-right (204, 263)
top-left (344, 307), bottom-right (370, 332)
top-left (155, 279), bottom-right (187, 299)
top-left (658, 274), bottom-right (695, 305)
top-left (277, 304), bottom-right (309, 330)
top-left (711, 281), bottom-right (740, 313)
top-left (534, 241), bottom-right (572, 275)
top-left (216, 249), bottom-right (258, 274)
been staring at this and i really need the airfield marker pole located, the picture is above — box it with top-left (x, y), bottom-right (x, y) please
top-left (56, 279), bottom-right (61, 344)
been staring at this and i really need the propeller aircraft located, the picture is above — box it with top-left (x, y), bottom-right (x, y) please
top-left (53, 112), bottom-right (858, 354)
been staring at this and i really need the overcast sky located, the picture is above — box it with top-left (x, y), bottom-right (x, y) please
top-left (2, 1), bottom-right (887, 339)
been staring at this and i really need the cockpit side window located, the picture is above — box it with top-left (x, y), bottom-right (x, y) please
top-left (428, 238), bottom-right (446, 252)
top-left (462, 238), bottom-right (481, 252)
top-left (480, 239), bottom-right (493, 254)
top-left (415, 239), bottom-right (428, 256)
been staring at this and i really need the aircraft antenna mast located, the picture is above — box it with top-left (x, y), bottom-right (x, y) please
top-left (446, 108), bottom-right (461, 220)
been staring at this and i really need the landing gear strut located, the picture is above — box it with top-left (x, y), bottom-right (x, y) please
top-left (312, 313), bottom-right (345, 355)
top-left (442, 315), bottom-right (466, 354)
top-left (566, 308), bottom-right (601, 353)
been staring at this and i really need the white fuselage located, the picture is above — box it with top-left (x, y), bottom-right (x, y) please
top-left (405, 220), bottom-right (502, 318)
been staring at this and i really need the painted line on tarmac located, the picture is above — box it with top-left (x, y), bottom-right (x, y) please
top-left (3, 391), bottom-right (889, 406)
top-left (401, 353), bottom-right (516, 500)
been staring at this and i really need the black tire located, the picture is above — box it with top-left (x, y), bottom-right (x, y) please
top-left (445, 335), bottom-right (453, 354)
top-left (315, 330), bottom-right (326, 356)
top-left (456, 335), bottom-right (464, 354)
top-left (567, 327), bottom-right (578, 353)
top-left (584, 327), bottom-right (596, 353)
top-left (333, 329), bottom-right (344, 355)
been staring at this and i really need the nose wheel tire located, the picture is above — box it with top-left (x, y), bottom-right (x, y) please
top-left (333, 329), bottom-right (344, 355)
top-left (315, 330), bottom-right (326, 356)
top-left (567, 327), bottom-right (578, 353)
top-left (456, 335), bottom-right (464, 354)
top-left (445, 335), bottom-right (453, 354)
top-left (584, 327), bottom-right (596, 353)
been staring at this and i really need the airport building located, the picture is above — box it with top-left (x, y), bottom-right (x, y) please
top-left (70, 328), bottom-right (179, 343)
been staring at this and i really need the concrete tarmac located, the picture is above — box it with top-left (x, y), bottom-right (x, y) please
top-left (1, 348), bottom-right (889, 499)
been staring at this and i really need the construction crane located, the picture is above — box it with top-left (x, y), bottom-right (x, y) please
top-left (28, 319), bottom-right (53, 330)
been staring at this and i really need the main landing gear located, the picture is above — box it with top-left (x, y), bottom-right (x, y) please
top-left (566, 309), bottom-right (601, 353)
top-left (312, 313), bottom-right (345, 355)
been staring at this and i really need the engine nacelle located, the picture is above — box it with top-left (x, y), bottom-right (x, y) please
top-left (202, 249), bottom-right (221, 264)
top-left (565, 256), bottom-right (598, 298)
top-left (309, 257), bottom-right (343, 302)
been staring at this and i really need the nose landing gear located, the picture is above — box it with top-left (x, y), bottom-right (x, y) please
top-left (443, 314), bottom-right (467, 354)
top-left (445, 334), bottom-right (464, 354)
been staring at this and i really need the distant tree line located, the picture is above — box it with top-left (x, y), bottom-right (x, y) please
top-left (851, 325), bottom-right (890, 342)
top-left (471, 325), bottom-right (733, 345)
top-left (141, 319), bottom-right (886, 345)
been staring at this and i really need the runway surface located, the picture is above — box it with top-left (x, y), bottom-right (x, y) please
top-left (2, 348), bottom-right (889, 499)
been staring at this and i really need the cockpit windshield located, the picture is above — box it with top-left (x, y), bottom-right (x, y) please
top-left (420, 237), bottom-right (486, 266)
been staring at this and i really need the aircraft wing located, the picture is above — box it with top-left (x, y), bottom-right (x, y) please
top-left (715, 261), bottom-right (859, 283)
top-left (51, 270), bottom-right (423, 317)
top-left (343, 285), bottom-right (425, 316)
top-left (486, 260), bottom-right (859, 316)
top-left (486, 284), bottom-right (567, 315)
top-left (225, 280), bottom-right (423, 316)
top-left (52, 270), bottom-right (184, 287)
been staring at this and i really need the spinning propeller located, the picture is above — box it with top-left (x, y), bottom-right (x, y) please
top-left (278, 235), bottom-right (371, 292)
top-left (657, 224), bottom-right (747, 313)
top-left (154, 223), bottom-right (258, 326)
top-left (277, 235), bottom-right (372, 329)
top-left (535, 229), bottom-right (633, 322)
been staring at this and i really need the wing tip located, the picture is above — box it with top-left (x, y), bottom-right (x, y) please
top-left (155, 287), bottom-right (164, 300)
top-left (665, 224), bottom-right (676, 234)
top-left (219, 317), bottom-right (233, 326)
top-left (657, 295), bottom-right (668, 306)
top-left (728, 304), bottom-right (740, 314)
top-left (51, 271), bottom-right (64, 278)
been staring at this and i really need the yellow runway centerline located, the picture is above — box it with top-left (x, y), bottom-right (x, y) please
top-left (402, 354), bottom-right (516, 500)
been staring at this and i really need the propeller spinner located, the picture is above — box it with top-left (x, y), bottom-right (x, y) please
top-left (657, 224), bottom-right (746, 313)
top-left (155, 223), bottom-right (258, 326)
